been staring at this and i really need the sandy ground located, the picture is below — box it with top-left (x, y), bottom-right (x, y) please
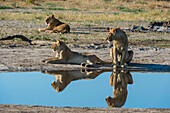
top-left (0, 43), bottom-right (170, 72)
top-left (0, 104), bottom-right (170, 113)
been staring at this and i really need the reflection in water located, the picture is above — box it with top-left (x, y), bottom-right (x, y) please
top-left (42, 69), bottom-right (133, 108)
top-left (105, 69), bottom-right (133, 108)
top-left (41, 69), bottom-right (106, 93)
top-left (1, 71), bottom-right (170, 108)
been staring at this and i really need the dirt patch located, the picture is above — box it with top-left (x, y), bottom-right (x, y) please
top-left (0, 43), bottom-right (169, 72)
top-left (129, 39), bottom-right (170, 47)
top-left (0, 104), bottom-right (170, 113)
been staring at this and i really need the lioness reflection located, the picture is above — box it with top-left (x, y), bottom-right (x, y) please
top-left (105, 69), bottom-right (133, 107)
top-left (41, 69), bottom-right (106, 93)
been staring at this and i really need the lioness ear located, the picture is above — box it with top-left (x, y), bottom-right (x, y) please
top-left (110, 27), bottom-right (116, 33)
top-left (56, 40), bottom-right (61, 45)
top-left (110, 28), bottom-right (113, 32)
top-left (117, 27), bottom-right (121, 30)
top-left (51, 14), bottom-right (54, 18)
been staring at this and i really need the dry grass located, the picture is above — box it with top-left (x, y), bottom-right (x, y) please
top-left (0, 0), bottom-right (170, 11)
top-left (0, 9), bottom-right (169, 22)
top-left (0, 0), bottom-right (169, 22)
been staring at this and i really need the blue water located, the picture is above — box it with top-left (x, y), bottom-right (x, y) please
top-left (0, 71), bottom-right (170, 108)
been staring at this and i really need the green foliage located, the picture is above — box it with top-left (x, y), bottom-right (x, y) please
top-left (103, 0), bottom-right (111, 2)
top-left (47, 7), bottom-right (64, 10)
top-left (46, 2), bottom-right (56, 7)
top-left (113, 12), bottom-right (119, 15)
top-left (135, 1), bottom-right (147, 4)
top-left (73, 37), bottom-right (78, 41)
top-left (115, 6), bottom-right (144, 13)
top-left (52, 39), bottom-right (57, 42)
top-left (59, 34), bottom-right (67, 42)
top-left (26, 0), bottom-right (36, 3)
top-left (29, 35), bottom-right (41, 40)
top-left (34, 36), bottom-right (41, 40)
top-left (35, 16), bottom-right (43, 20)
top-left (69, 8), bottom-right (79, 11)
top-left (23, 11), bottom-right (32, 14)
top-left (0, 5), bottom-right (13, 9)
top-left (42, 34), bottom-right (50, 41)
top-left (32, 7), bottom-right (44, 9)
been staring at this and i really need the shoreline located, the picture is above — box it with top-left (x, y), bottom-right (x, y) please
top-left (0, 104), bottom-right (170, 113)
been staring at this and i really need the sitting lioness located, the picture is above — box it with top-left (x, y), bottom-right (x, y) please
top-left (42, 40), bottom-right (106, 67)
top-left (106, 27), bottom-right (133, 68)
top-left (105, 69), bottom-right (133, 107)
top-left (38, 14), bottom-right (70, 33)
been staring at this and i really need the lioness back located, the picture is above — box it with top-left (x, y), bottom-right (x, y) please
top-left (38, 14), bottom-right (70, 33)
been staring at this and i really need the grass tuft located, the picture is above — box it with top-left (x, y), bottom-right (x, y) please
top-left (0, 5), bottom-right (13, 9)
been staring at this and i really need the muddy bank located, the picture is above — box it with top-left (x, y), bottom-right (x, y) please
top-left (0, 104), bottom-right (170, 113)
top-left (0, 43), bottom-right (169, 72)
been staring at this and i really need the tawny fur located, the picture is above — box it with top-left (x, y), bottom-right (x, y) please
top-left (41, 40), bottom-right (106, 66)
top-left (38, 14), bottom-right (70, 33)
top-left (106, 27), bottom-right (133, 68)
top-left (41, 70), bottom-right (106, 93)
top-left (105, 69), bottom-right (133, 107)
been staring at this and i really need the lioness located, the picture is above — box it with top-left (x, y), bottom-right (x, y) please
top-left (106, 27), bottom-right (133, 68)
top-left (38, 14), bottom-right (70, 33)
top-left (41, 70), bottom-right (106, 93)
top-left (42, 40), bottom-right (106, 67)
top-left (105, 69), bottom-right (133, 107)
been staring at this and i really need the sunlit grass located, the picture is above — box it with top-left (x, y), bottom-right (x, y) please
top-left (0, 9), bottom-right (169, 22)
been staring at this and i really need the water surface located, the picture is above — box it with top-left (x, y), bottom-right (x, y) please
top-left (0, 70), bottom-right (170, 108)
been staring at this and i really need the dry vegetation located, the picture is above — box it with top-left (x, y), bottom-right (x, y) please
top-left (0, 0), bottom-right (169, 22)
top-left (0, 0), bottom-right (170, 47)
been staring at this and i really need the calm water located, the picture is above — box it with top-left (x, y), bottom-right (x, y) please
top-left (0, 70), bottom-right (170, 108)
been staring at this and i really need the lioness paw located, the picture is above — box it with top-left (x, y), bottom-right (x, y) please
top-left (120, 65), bottom-right (125, 68)
top-left (113, 65), bottom-right (118, 68)
top-left (81, 62), bottom-right (86, 67)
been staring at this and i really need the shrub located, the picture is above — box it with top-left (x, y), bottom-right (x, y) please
top-left (26, 0), bottom-right (36, 3)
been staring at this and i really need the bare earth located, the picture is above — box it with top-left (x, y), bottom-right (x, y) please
top-left (0, 43), bottom-right (170, 72)
top-left (0, 104), bottom-right (170, 113)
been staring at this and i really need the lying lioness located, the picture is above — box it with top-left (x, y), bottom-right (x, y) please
top-left (38, 14), bottom-right (70, 33)
top-left (42, 40), bottom-right (107, 67)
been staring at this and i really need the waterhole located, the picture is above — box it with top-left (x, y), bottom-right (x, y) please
top-left (0, 70), bottom-right (170, 108)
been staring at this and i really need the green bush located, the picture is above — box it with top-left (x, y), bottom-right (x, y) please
top-left (0, 5), bottom-right (13, 9)
top-left (26, 0), bottom-right (36, 3)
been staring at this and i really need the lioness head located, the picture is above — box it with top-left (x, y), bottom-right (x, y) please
top-left (105, 94), bottom-right (127, 107)
top-left (45, 14), bottom-right (56, 24)
top-left (106, 27), bottom-right (117, 43)
top-left (51, 81), bottom-right (65, 93)
top-left (51, 40), bottom-right (66, 51)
